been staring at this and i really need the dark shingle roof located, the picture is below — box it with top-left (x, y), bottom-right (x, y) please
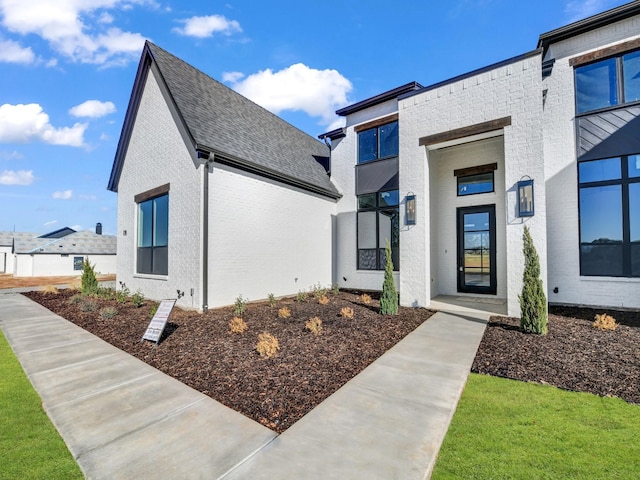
top-left (109, 42), bottom-right (339, 199)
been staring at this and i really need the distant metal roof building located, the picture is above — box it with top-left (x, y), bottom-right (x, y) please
top-left (108, 41), bottom-right (340, 199)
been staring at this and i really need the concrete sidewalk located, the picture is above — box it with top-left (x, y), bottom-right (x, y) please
top-left (1, 293), bottom-right (490, 479)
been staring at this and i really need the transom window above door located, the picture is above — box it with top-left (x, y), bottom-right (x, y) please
top-left (454, 163), bottom-right (497, 196)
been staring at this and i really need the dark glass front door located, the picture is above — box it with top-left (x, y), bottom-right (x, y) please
top-left (457, 205), bottom-right (496, 294)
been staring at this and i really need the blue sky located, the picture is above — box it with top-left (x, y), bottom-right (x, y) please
top-left (0, 0), bottom-right (629, 235)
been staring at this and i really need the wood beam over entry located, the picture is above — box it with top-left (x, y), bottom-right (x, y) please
top-left (418, 117), bottom-right (512, 147)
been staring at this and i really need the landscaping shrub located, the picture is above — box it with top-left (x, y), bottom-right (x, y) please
top-left (79, 299), bottom-right (98, 312)
top-left (42, 285), bottom-right (59, 295)
top-left (593, 313), bottom-right (617, 331)
top-left (331, 283), bottom-right (340, 295)
top-left (94, 287), bottom-right (115, 301)
top-left (380, 240), bottom-right (398, 315)
top-left (256, 333), bottom-right (279, 358)
top-left (278, 306), bottom-right (291, 319)
top-left (131, 290), bottom-right (145, 308)
top-left (100, 307), bottom-right (118, 319)
top-left (80, 259), bottom-right (98, 295)
top-left (229, 317), bottom-right (248, 334)
top-left (340, 306), bottom-right (354, 319)
top-left (318, 295), bottom-right (329, 305)
top-left (234, 294), bottom-right (248, 316)
top-left (305, 317), bottom-right (323, 335)
top-left (68, 293), bottom-right (83, 305)
top-left (519, 226), bottom-right (548, 334)
top-left (116, 282), bottom-right (130, 303)
top-left (149, 303), bottom-right (159, 317)
top-left (296, 290), bottom-right (308, 302)
top-left (267, 293), bottom-right (276, 308)
top-left (361, 293), bottom-right (372, 305)
top-left (311, 282), bottom-right (328, 299)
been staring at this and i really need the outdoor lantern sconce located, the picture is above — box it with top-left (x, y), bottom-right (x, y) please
top-left (518, 177), bottom-right (534, 217)
top-left (406, 193), bottom-right (416, 225)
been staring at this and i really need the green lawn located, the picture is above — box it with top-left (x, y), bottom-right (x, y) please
top-left (0, 330), bottom-right (83, 479)
top-left (432, 373), bottom-right (640, 479)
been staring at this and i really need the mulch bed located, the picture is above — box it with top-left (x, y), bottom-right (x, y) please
top-left (473, 306), bottom-right (640, 404)
top-left (24, 289), bottom-right (433, 433)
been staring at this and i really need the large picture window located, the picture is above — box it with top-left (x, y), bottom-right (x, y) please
top-left (137, 192), bottom-right (169, 275)
top-left (358, 121), bottom-right (398, 164)
top-left (575, 48), bottom-right (640, 114)
top-left (578, 155), bottom-right (640, 277)
top-left (357, 190), bottom-right (399, 270)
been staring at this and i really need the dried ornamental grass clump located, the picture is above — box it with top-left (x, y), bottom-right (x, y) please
top-left (305, 317), bottom-right (323, 335)
top-left (593, 313), bottom-right (617, 331)
top-left (68, 293), bottom-right (83, 305)
top-left (229, 317), bottom-right (248, 334)
top-left (256, 332), bottom-right (279, 358)
top-left (318, 295), bottom-right (329, 305)
top-left (100, 306), bottom-right (118, 319)
top-left (278, 306), bottom-right (291, 319)
top-left (361, 293), bottom-right (372, 305)
top-left (340, 307), bottom-right (354, 319)
top-left (79, 299), bottom-right (99, 312)
top-left (42, 285), bottom-right (59, 294)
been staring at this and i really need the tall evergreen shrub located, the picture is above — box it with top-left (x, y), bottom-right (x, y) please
top-left (380, 240), bottom-right (398, 315)
top-left (519, 226), bottom-right (547, 334)
top-left (81, 259), bottom-right (98, 295)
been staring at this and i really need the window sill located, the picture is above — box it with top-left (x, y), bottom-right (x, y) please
top-left (355, 270), bottom-right (400, 273)
top-left (580, 276), bottom-right (639, 283)
top-left (134, 273), bottom-right (168, 281)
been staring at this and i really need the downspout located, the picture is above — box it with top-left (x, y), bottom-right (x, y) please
top-left (199, 150), bottom-right (213, 312)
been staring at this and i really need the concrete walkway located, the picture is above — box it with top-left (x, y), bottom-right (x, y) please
top-left (1, 293), bottom-right (491, 479)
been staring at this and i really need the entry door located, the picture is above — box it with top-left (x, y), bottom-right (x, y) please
top-left (457, 205), bottom-right (496, 294)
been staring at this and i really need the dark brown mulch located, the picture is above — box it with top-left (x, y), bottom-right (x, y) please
top-left (473, 305), bottom-right (640, 404)
top-left (24, 289), bottom-right (433, 433)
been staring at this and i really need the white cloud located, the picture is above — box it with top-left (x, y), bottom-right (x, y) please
top-left (69, 100), bottom-right (116, 118)
top-left (0, 169), bottom-right (33, 185)
top-left (228, 63), bottom-right (352, 126)
top-left (0, 103), bottom-right (87, 146)
top-left (43, 219), bottom-right (57, 226)
top-left (0, 150), bottom-right (24, 160)
top-left (222, 71), bottom-right (244, 83)
top-left (79, 193), bottom-right (97, 200)
top-left (0, 0), bottom-right (150, 65)
top-left (52, 189), bottom-right (73, 199)
top-left (70, 224), bottom-right (82, 230)
top-left (0, 39), bottom-right (35, 63)
top-left (564, 0), bottom-right (614, 22)
top-left (173, 14), bottom-right (241, 38)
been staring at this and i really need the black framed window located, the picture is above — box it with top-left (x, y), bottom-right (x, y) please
top-left (358, 121), bottom-right (398, 164)
top-left (458, 171), bottom-right (494, 196)
top-left (137, 193), bottom-right (168, 275)
top-left (357, 190), bottom-right (399, 270)
top-left (578, 154), bottom-right (640, 277)
top-left (73, 256), bottom-right (83, 271)
top-left (575, 48), bottom-right (640, 114)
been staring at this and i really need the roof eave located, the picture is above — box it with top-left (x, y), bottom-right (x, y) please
top-left (335, 81), bottom-right (423, 117)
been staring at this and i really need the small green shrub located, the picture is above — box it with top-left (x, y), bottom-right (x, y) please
top-left (131, 290), bottom-right (145, 308)
top-left (296, 290), bottom-right (307, 302)
top-left (80, 259), bottom-right (98, 295)
top-left (379, 240), bottom-right (398, 315)
top-left (100, 306), bottom-right (118, 319)
top-left (116, 282), bottom-right (130, 303)
top-left (234, 294), bottom-right (248, 316)
top-left (311, 282), bottom-right (328, 299)
top-left (149, 303), bottom-right (159, 317)
top-left (256, 332), bottom-right (279, 358)
top-left (267, 293), bottom-right (276, 308)
top-left (68, 293), bottom-right (83, 305)
top-left (94, 286), bottom-right (116, 301)
top-left (519, 226), bottom-right (547, 334)
top-left (79, 299), bottom-right (98, 312)
top-left (331, 283), bottom-right (340, 295)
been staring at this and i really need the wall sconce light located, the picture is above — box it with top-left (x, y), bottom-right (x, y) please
top-left (517, 177), bottom-right (534, 217)
top-left (406, 193), bottom-right (416, 225)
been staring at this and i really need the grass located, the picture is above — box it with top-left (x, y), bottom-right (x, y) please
top-left (0, 331), bottom-right (82, 479)
top-left (432, 373), bottom-right (640, 479)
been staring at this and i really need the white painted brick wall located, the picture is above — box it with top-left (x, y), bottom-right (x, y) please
top-left (543, 16), bottom-right (640, 309)
top-left (24, 254), bottom-right (116, 277)
top-left (116, 68), bottom-right (203, 310)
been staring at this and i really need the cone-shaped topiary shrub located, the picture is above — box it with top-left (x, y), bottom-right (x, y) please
top-left (519, 226), bottom-right (547, 334)
top-left (380, 240), bottom-right (398, 315)
top-left (81, 259), bottom-right (98, 295)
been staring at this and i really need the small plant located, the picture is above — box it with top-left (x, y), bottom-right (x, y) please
top-left (256, 332), bottom-right (279, 358)
top-left (79, 298), bottom-right (99, 312)
top-left (149, 303), bottom-right (159, 317)
top-left (519, 226), bottom-right (548, 334)
top-left (361, 293), bottom-right (372, 305)
top-left (318, 294), bottom-right (329, 305)
top-left (380, 240), bottom-right (398, 315)
top-left (267, 293), bottom-right (276, 308)
top-left (81, 259), bottom-right (98, 295)
top-left (116, 282), bottom-right (130, 303)
top-left (340, 306), bottom-right (354, 319)
top-left (42, 285), bottom-right (59, 295)
top-left (94, 287), bottom-right (116, 301)
top-left (131, 290), bottom-right (145, 308)
top-left (100, 306), bottom-right (118, 319)
top-left (296, 290), bottom-right (308, 302)
top-left (68, 293), bottom-right (83, 305)
top-left (305, 316), bottom-right (323, 335)
top-left (234, 294), bottom-right (248, 316)
top-left (229, 317), bottom-right (248, 334)
top-left (331, 283), bottom-right (340, 295)
top-left (278, 306), bottom-right (291, 319)
top-left (593, 313), bottom-right (617, 331)
top-left (311, 282), bottom-right (328, 300)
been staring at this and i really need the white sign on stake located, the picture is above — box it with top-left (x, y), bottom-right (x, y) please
top-left (142, 299), bottom-right (176, 345)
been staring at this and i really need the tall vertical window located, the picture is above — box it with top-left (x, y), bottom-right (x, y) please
top-left (578, 155), bottom-right (640, 277)
top-left (357, 190), bottom-right (399, 270)
top-left (137, 192), bottom-right (169, 275)
top-left (575, 48), bottom-right (640, 114)
top-left (358, 121), bottom-right (399, 163)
